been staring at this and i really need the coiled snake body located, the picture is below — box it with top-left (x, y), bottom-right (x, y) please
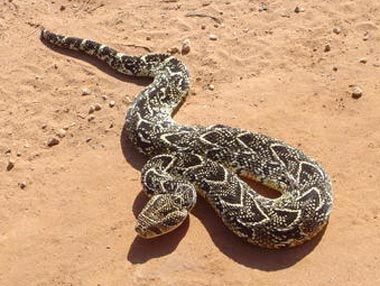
top-left (41, 29), bottom-right (333, 248)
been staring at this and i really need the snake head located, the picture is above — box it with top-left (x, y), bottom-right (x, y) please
top-left (135, 184), bottom-right (196, 238)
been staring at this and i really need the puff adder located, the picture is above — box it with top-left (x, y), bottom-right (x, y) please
top-left (41, 29), bottom-right (333, 248)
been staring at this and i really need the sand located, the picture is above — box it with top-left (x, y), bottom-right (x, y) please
top-left (1, 0), bottom-right (380, 285)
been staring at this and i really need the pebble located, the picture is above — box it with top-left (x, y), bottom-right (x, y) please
top-left (88, 114), bottom-right (96, 122)
top-left (294, 6), bottom-right (305, 13)
top-left (41, 123), bottom-right (47, 129)
top-left (208, 34), bottom-right (218, 41)
top-left (359, 57), bottom-right (367, 64)
top-left (332, 66), bottom-right (338, 72)
top-left (351, 86), bottom-right (363, 99)
top-left (60, 5), bottom-right (66, 11)
top-left (86, 137), bottom-right (92, 143)
top-left (208, 84), bottom-right (215, 91)
top-left (63, 122), bottom-right (76, 130)
top-left (280, 12), bottom-right (291, 18)
top-left (333, 27), bottom-right (342, 35)
top-left (101, 95), bottom-right (108, 100)
top-left (109, 100), bottom-right (116, 108)
top-left (18, 181), bottom-right (27, 189)
top-left (181, 39), bottom-right (191, 55)
top-left (324, 44), bottom-right (331, 52)
top-left (94, 103), bottom-right (102, 111)
top-left (258, 2), bottom-right (268, 12)
top-left (7, 158), bottom-right (15, 171)
top-left (81, 87), bottom-right (92, 96)
top-left (363, 32), bottom-right (369, 41)
top-left (47, 137), bottom-right (60, 147)
top-left (88, 105), bottom-right (95, 114)
top-left (56, 128), bottom-right (66, 138)
top-left (201, 24), bottom-right (206, 30)
top-left (167, 47), bottom-right (179, 54)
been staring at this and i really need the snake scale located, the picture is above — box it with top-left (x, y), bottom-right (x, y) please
top-left (41, 29), bottom-right (333, 248)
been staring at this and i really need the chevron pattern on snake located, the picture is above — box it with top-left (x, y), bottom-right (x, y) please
top-left (41, 29), bottom-right (333, 248)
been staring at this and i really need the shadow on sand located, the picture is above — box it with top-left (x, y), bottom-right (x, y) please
top-left (42, 37), bottom-right (327, 270)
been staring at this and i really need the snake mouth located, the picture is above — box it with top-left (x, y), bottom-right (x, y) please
top-left (135, 222), bottom-right (163, 238)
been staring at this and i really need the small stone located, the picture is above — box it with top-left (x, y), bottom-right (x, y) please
top-left (5, 148), bottom-right (11, 154)
top-left (63, 122), bottom-right (76, 130)
top-left (47, 137), bottom-right (60, 147)
top-left (81, 87), bottom-right (92, 96)
top-left (109, 100), bottom-right (116, 108)
top-left (56, 128), bottom-right (66, 138)
top-left (86, 137), bottom-right (92, 143)
top-left (280, 12), bottom-right (290, 18)
top-left (324, 44), bottom-right (331, 52)
top-left (41, 123), bottom-right (47, 129)
top-left (16, 151), bottom-right (22, 157)
top-left (181, 39), bottom-right (191, 55)
top-left (363, 32), bottom-right (369, 41)
top-left (201, 24), bottom-right (206, 30)
top-left (101, 95), bottom-right (108, 100)
top-left (167, 47), bottom-right (179, 54)
top-left (88, 114), bottom-right (95, 122)
top-left (351, 86), bottom-right (363, 99)
top-left (294, 6), bottom-right (305, 13)
top-left (88, 105), bottom-right (95, 114)
top-left (359, 57), bottom-right (367, 64)
top-left (7, 158), bottom-right (15, 171)
top-left (60, 5), bottom-right (65, 11)
top-left (333, 27), bottom-right (342, 35)
top-left (208, 84), bottom-right (215, 91)
top-left (19, 181), bottom-right (27, 189)
top-left (258, 2), bottom-right (268, 12)
top-left (94, 103), bottom-right (102, 111)
top-left (208, 34), bottom-right (218, 41)
top-left (146, 36), bottom-right (151, 41)
top-left (332, 66), bottom-right (338, 72)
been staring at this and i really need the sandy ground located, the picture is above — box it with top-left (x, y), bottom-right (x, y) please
top-left (1, 0), bottom-right (380, 285)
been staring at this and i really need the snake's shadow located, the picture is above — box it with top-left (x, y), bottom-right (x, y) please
top-left (120, 127), bottom-right (326, 270)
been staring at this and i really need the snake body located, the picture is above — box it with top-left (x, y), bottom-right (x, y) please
top-left (41, 29), bottom-right (333, 248)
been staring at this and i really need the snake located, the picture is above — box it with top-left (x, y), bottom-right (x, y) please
top-left (40, 28), bottom-right (333, 248)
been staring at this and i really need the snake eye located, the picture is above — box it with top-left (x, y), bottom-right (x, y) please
top-left (173, 196), bottom-right (183, 206)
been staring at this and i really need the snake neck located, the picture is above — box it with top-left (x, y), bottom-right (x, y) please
top-left (125, 56), bottom-right (193, 156)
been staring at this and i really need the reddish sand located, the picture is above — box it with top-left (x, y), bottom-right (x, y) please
top-left (1, 0), bottom-right (380, 285)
